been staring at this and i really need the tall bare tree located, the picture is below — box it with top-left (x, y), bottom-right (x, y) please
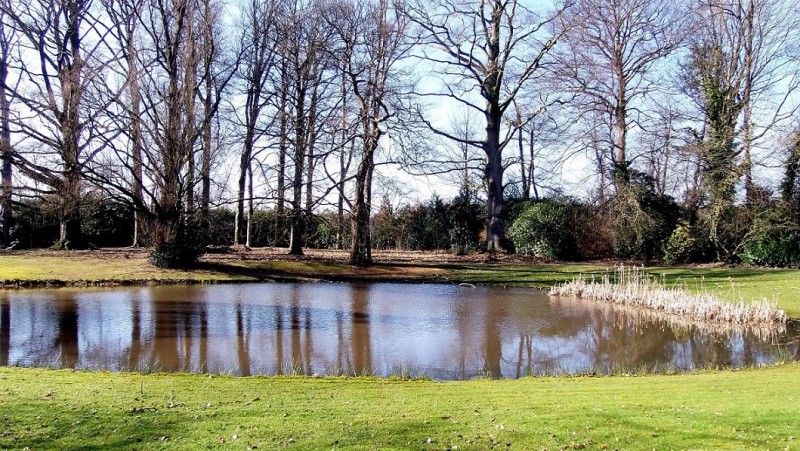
top-left (554, 0), bottom-right (686, 190)
top-left (278, 0), bottom-right (330, 255)
top-left (2, 0), bottom-right (114, 248)
top-left (0, 0), bottom-right (13, 247)
top-left (104, 0), bottom-right (146, 246)
top-left (233, 0), bottom-right (277, 247)
top-left (326, 0), bottom-right (412, 265)
top-left (408, 0), bottom-right (571, 252)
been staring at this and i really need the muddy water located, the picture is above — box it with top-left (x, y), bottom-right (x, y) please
top-left (0, 283), bottom-right (796, 379)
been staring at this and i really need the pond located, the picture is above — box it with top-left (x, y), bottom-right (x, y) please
top-left (0, 282), bottom-right (797, 380)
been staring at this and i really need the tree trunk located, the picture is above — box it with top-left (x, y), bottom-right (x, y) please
top-left (518, 126), bottom-right (528, 199)
top-left (276, 62), bottom-right (288, 246)
top-left (127, 32), bottom-right (144, 247)
top-left (200, 78), bottom-right (212, 224)
top-left (483, 103), bottom-right (506, 253)
top-left (200, 0), bottom-right (213, 225)
top-left (246, 162), bottom-right (253, 247)
top-left (235, 124), bottom-right (254, 246)
top-left (336, 67), bottom-right (349, 249)
top-left (0, 300), bottom-right (9, 366)
top-left (349, 138), bottom-right (376, 266)
top-left (0, 59), bottom-right (10, 247)
top-left (288, 78), bottom-right (306, 256)
top-left (528, 127), bottom-right (538, 199)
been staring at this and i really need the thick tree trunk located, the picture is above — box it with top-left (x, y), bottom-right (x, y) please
top-left (612, 80), bottom-right (629, 190)
top-left (349, 132), bottom-right (378, 266)
top-left (483, 104), bottom-right (506, 253)
top-left (288, 80), bottom-right (306, 256)
top-left (0, 25), bottom-right (11, 247)
top-left (276, 63), bottom-right (288, 246)
top-left (128, 36), bottom-right (144, 247)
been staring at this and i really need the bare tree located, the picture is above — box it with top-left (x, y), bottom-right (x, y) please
top-left (2, 0), bottom-right (115, 248)
top-left (554, 0), bottom-right (687, 191)
top-left (104, 0), bottom-right (146, 246)
top-left (408, 0), bottom-right (571, 252)
top-left (0, 0), bottom-right (13, 247)
top-left (325, 0), bottom-right (412, 265)
top-left (232, 0), bottom-right (277, 247)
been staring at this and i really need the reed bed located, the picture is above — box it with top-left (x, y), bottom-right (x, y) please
top-left (549, 265), bottom-right (786, 329)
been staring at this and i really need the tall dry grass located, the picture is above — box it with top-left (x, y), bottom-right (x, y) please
top-left (549, 266), bottom-right (786, 329)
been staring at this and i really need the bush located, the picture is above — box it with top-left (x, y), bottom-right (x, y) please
top-left (607, 171), bottom-right (680, 260)
top-left (149, 219), bottom-right (205, 268)
top-left (739, 209), bottom-right (800, 267)
top-left (508, 199), bottom-right (579, 260)
top-left (205, 209), bottom-right (235, 246)
top-left (306, 211), bottom-right (345, 249)
top-left (81, 197), bottom-right (134, 247)
top-left (447, 189), bottom-right (483, 255)
top-left (662, 221), bottom-right (710, 265)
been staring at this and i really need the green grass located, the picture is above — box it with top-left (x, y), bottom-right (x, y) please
top-left (1, 365), bottom-right (799, 449)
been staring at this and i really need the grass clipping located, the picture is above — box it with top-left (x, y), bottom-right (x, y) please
top-left (550, 265), bottom-right (786, 329)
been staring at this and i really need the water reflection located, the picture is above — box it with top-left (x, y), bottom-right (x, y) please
top-left (0, 283), bottom-right (797, 380)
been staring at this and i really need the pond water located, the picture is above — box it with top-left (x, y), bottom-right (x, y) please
top-left (0, 282), bottom-right (797, 380)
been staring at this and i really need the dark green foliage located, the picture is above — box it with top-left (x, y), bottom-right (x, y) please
top-left (781, 133), bottom-right (800, 219)
top-left (81, 197), bottom-right (134, 247)
top-left (608, 170), bottom-right (680, 260)
top-left (205, 209), bottom-right (235, 246)
top-left (10, 201), bottom-right (59, 248)
top-left (739, 206), bottom-right (800, 268)
top-left (371, 198), bottom-right (400, 249)
top-left (662, 221), bottom-right (711, 265)
top-left (405, 195), bottom-right (450, 250)
top-left (306, 211), bottom-right (346, 249)
top-left (508, 198), bottom-right (579, 260)
top-left (149, 218), bottom-right (205, 268)
top-left (371, 193), bottom-right (484, 252)
top-left (448, 189), bottom-right (483, 255)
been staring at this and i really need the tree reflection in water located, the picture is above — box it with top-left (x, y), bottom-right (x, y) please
top-left (1, 283), bottom-right (796, 378)
top-left (56, 296), bottom-right (79, 369)
top-left (0, 294), bottom-right (9, 366)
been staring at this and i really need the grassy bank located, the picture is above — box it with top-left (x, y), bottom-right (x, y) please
top-left (1, 365), bottom-right (799, 449)
top-left (2, 248), bottom-right (800, 316)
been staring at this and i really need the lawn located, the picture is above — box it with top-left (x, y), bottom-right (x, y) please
top-left (1, 365), bottom-right (799, 449)
top-left (2, 250), bottom-right (799, 449)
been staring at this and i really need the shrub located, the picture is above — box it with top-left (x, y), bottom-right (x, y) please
top-left (205, 209), bottom-right (235, 246)
top-left (149, 219), bottom-right (205, 268)
top-left (508, 199), bottom-right (578, 260)
top-left (607, 171), bottom-right (680, 260)
top-left (662, 221), bottom-right (711, 265)
top-left (447, 189), bottom-right (483, 255)
top-left (739, 209), bottom-right (800, 267)
top-left (306, 211), bottom-right (344, 249)
top-left (81, 197), bottom-right (135, 247)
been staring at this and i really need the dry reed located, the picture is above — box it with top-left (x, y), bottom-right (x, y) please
top-left (549, 265), bottom-right (786, 329)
